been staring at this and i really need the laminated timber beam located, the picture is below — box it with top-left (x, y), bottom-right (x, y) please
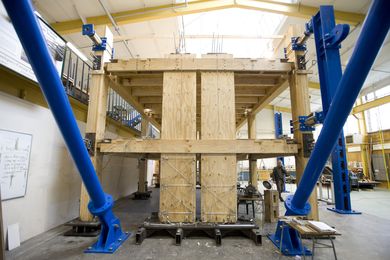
top-left (106, 58), bottom-right (292, 73)
top-left (98, 139), bottom-right (298, 156)
top-left (50, 0), bottom-right (365, 35)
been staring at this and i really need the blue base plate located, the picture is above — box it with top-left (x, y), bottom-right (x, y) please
top-left (327, 208), bottom-right (362, 215)
top-left (84, 231), bottom-right (131, 254)
top-left (268, 234), bottom-right (312, 256)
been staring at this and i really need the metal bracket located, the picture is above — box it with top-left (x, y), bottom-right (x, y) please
top-left (291, 37), bottom-right (307, 51)
top-left (324, 24), bottom-right (350, 49)
top-left (298, 116), bottom-right (315, 131)
top-left (85, 194), bottom-right (131, 253)
top-left (302, 133), bottom-right (315, 158)
top-left (84, 133), bottom-right (96, 156)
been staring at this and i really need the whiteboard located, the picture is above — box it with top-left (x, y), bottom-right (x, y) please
top-left (0, 130), bottom-right (32, 200)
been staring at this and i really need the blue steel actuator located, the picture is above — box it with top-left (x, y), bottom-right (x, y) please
top-left (2, 0), bottom-right (129, 254)
top-left (269, 0), bottom-right (390, 256)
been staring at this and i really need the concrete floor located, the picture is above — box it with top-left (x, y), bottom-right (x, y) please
top-left (6, 187), bottom-right (390, 260)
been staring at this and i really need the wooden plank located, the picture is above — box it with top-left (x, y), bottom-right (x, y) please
top-left (107, 58), bottom-right (292, 73)
top-left (98, 139), bottom-right (298, 155)
top-left (160, 72), bottom-right (197, 223)
top-left (201, 72), bottom-right (237, 223)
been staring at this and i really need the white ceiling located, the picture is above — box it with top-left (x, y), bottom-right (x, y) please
top-left (32, 0), bottom-right (390, 112)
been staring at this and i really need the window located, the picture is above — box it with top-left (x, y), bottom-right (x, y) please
top-left (179, 8), bottom-right (285, 58)
top-left (365, 103), bottom-right (390, 133)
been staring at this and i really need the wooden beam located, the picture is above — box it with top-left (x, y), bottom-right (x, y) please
top-left (131, 86), bottom-right (162, 96)
top-left (235, 87), bottom-right (267, 97)
top-left (107, 75), bottom-right (161, 129)
top-left (236, 96), bottom-right (259, 104)
top-left (99, 139), bottom-right (298, 155)
top-left (352, 95), bottom-right (390, 114)
top-left (236, 79), bottom-right (289, 129)
top-left (51, 0), bottom-right (365, 35)
top-left (107, 58), bottom-right (292, 73)
top-left (139, 96), bottom-right (163, 104)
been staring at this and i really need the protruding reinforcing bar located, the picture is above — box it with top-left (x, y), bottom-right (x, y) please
top-left (269, 0), bottom-right (390, 255)
top-left (1, 0), bottom-right (130, 254)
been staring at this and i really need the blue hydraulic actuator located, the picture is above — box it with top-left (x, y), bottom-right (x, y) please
top-left (2, 0), bottom-right (130, 254)
top-left (269, 0), bottom-right (390, 255)
top-left (308, 5), bottom-right (360, 214)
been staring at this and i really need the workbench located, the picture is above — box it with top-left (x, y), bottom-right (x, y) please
top-left (278, 217), bottom-right (340, 260)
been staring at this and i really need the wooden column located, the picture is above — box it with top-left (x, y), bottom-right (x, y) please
top-left (159, 72), bottom-right (197, 223)
top-left (201, 72), bottom-right (237, 223)
top-left (289, 71), bottom-right (319, 220)
top-left (248, 113), bottom-right (258, 188)
top-left (80, 69), bottom-right (109, 221)
top-left (138, 118), bottom-right (149, 193)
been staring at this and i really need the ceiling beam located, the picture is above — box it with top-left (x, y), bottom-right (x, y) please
top-left (352, 95), bottom-right (390, 114)
top-left (50, 0), bottom-right (366, 35)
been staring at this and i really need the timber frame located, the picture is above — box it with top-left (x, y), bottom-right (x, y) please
top-left (84, 49), bottom-right (315, 223)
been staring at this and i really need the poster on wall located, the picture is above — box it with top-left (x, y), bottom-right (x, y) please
top-left (0, 130), bottom-right (32, 201)
top-left (0, 2), bottom-right (66, 82)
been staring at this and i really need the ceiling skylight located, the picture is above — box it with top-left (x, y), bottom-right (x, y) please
top-left (178, 8), bottom-right (285, 58)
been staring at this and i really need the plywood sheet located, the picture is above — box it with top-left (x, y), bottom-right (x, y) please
top-left (159, 72), bottom-right (197, 223)
top-left (200, 72), bottom-right (237, 223)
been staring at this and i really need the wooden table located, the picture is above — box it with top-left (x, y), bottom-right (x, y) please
top-left (279, 217), bottom-right (340, 260)
top-left (237, 194), bottom-right (264, 220)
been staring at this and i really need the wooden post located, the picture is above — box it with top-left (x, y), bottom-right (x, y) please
top-left (201, 71), bottom-right (237, 223)
top-left (248, 113), bottom-right (258, 188)
top-left (138, 118), bottom-right (149, 193)
top-left (79, 68), bottom-right (109, 222)
top-left (286, 25), bottom-right (318, 220)
top-left (159, 72), bottom-right (197, 223)
top-left (79, 27), bottom-right (113, 222)
top-left (289, 70), bottom-right (319, 220)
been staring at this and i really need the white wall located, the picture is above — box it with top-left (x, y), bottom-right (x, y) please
top-left (0, 92), bottom-right (139, 243)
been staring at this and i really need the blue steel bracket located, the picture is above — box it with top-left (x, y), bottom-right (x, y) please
top-left (291, 37), bottom-right (307, 51)
top-left (268, 195), bottom-right (311, 256)
top-left (82, 24), bottom-right (95, 37)
top-left (85, 194), bottom-right (131, 253)
top-left (324, 24), bottom-right (350, 49)
top-left (93, 37), bottom-right (107, 51)
top-left (314, 111), bottom-right (325, 124)
top-left (298, 116), bottom-right (315, 131)
top-left (82, 24), bottom-right (107, 51)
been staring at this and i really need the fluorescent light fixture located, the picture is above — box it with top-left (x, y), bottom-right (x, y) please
top-left (66, 42), bottom-right (88, 62)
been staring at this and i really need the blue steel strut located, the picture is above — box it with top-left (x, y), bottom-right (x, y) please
top-left (269, 0), bottom-right (390, 255)
top-left (2, 0), bottom-right (130, 254)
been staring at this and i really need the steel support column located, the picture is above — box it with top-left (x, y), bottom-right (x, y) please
top-left (310, 5), bottom-right (359, 214)
top-left (269, 0), bottom-right (390, 255)
top-left (2, 0), bottom-right (130, 253)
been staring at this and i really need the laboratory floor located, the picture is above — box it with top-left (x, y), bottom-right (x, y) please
top-left (6, 187), bottom-right (390, 260)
